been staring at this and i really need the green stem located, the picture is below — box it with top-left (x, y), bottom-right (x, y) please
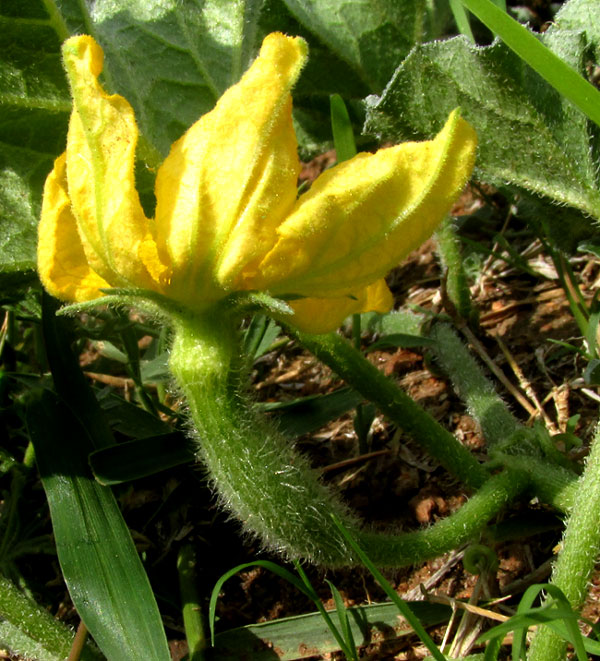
top-left (436, 217), bottom-right (475, 323)
top-left (291, 327), bottom-right (488, 489)
top-left (169, 311), bottom-right (361, 566)
top-left (497, 455), bottom-right (578, 513)
top-left (169, 312), bottom-right (515, 567)
top-left (177, 544), bottom-right (207, 661)
top-left (528, 425), bottom-right (600, 661)
top-left (429, 323), bottom-right (520, 447)
top-left (360, 468), bottom-right (526, 565)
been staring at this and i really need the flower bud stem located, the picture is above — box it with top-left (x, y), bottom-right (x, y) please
top-left (169, 311), bottom-right (523, 566)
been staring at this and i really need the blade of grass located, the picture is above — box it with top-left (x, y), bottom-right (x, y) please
top-left (209, 560), bottom-right (311, 646)
top-left (178, 545), bottom-right (207, 661)
top-left (326, 579), bottom-right (358, 660)
top-left (26, 390), bottom-right (171, 661)
top-left (330, 93), bottom-right (357, 163)
top-left (449, 0), bottom-right (474, 40)
top-left (460, 0), bottom-right (600, 128)
top-left (212, 600), bottom-right (451, 660)
top-left (330, 514), bottom-right (446, 661)
top-left (209, 560), bottom-right (355, 659)
top-left (35, 295), bottom-right (170, 660)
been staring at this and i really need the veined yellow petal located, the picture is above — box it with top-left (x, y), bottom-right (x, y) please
top-left (288, 279), bottom-right (393, 334)
top-left (38, 153), bottom-right (111, 302)
top-left (62, 35), bottom-right (166, 292)
top-left (154, 32), bottom-right (307, 306)
top-left (252, 109), bottom-right (477, 298)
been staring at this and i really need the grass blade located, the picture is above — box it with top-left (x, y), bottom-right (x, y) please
top-left (26, 390), bottom-right (171, 660)
top-left (330, 93), bottom-right (357, 163)
top-left (449, 0), bottom-right (474, 40)
top-left (213, 600), bottom-right (451, 660)
top-left (330, 514), bottom-right (446, 661)
top-left (326, 579), bottom-right (358, 659)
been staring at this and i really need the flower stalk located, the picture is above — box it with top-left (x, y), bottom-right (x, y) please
top-left (168, 312), bottom-right (523, 567)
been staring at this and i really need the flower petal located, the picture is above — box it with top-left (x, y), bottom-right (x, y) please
top-left (253, 109), bottom-right (477, 298)
top-left (62, 36), bottom-right (166, 292)
top-left (38, 153), bottom-right (111, 302)
top-left (154, 32), bottom-right (307, 306)
top-left (288, 279), bottom-right (393, 334)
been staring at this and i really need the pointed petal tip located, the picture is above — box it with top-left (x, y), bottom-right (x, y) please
top-left (259, 32), bottom-right (308, 83)
top-left (62, 35), bottom-right (104, 77)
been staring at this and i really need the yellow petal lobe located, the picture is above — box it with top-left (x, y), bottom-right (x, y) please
top-left (154, 32), bottom-right (307, 307)
top-left (38, 153), bottom-right (111, 302)
top-left (61, 35), bottom-right (166, 292)
top-left (253, 109), bottom-right (477, 298)
top-left (288, 279), bottom-right (393, 334)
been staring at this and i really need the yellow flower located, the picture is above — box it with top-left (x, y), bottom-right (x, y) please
top-left (38, 33), bottom-right (477, 333)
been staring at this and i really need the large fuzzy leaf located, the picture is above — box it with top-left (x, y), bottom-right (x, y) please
top-left (364, 13), bottom-right (600, 250)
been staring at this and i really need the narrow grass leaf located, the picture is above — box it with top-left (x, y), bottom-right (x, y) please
top-left (89, 433), bottom-right (193, 485)
top-left (449, 0), bottom-right (474, 40)
top-left (330, 94), bottom-right (357, 162)
top-left (209, 560), bottom-right (312, 645)
top-left (326, 579), bottom-right (357, 659)
top-left (213, 600), bottom-right (451, 660)
top-left (26, 390), bottom-right (170, 660)
top-left (330, 514), bottom-right (446, 661)
top-left (586, 298), bottom-right (600, 358)
top-left (478, 583), bottom-right (594, 659)
top-left (177, 545), bottom-right (208, 661)
top-left (243, 314), bottom-right (282, 361)
top-left (260, 387), bottom-right (364, 437)
top-left (293, 561), bottom-right (353, 657)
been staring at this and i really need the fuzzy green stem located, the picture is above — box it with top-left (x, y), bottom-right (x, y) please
top-left (497, 455), bottom-right (578, 513)
top-left (169, 311), bottom-right (362, 566)
top-left (169, 312), bottom-right (519, 567)
top-left (528, 425), bottom-right (600, 661)
top-left (436, 217), bottom-right (475, 323)
top-left (429, 323), bottom-right (520, 447)
top-left (291, 327), bottom-right (488, 489)
top-left (361, 468), bottom-right (526, 564)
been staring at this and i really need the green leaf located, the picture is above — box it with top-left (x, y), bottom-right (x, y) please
top-left (364, 27), bottom-right (600, 250)
top-left (214, 599), bottom-right (451, 660)
top-left (76, 0), bottom-right (266, 158)
top-left (366, 333), bottom-right (435, 352)
top-left (460, 0), bottom-right (600, 129)
top-left (260, 387), bottom-right (364, 438)
top-left (555, 0), bottom-right (600, 61)
top-left (281, 0), bottom-right (435, 92)
top-left (26, 390), bottom-right (171, 661)
top-left (89, 432), bottom-right (192, 485)
top-left (243, 314), bottom-right (282, 361)
top-left (35, 296), bottom-right (170, 659)
top-left (98, 391), bottom-right (172, 438)
top-left (0, 3), bottom-right (70, 290)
